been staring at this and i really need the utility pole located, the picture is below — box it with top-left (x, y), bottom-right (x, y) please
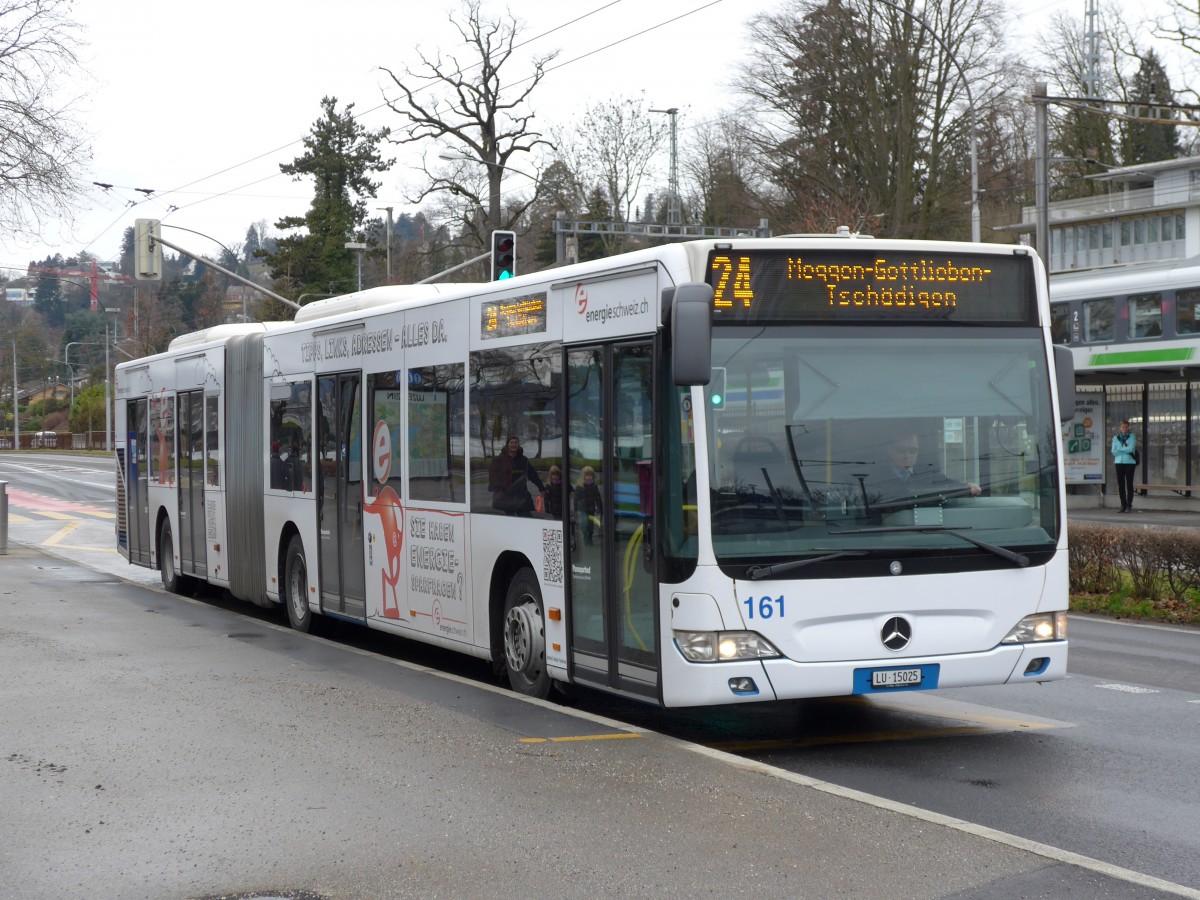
top-left (378, 206), bottom-right (393, 283)
top-left (651, 107), bottom-right (681, 226)
top-left (11, 340), bottom-right (17, 448)
top-left (1033, 82), bottom-right (1050, 259)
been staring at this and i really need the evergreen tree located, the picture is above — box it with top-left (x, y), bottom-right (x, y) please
top-left (261, 96), bottom-right (390, 301)
top-left (578, 186), bottom-right (612, 262)
top-left (1123, 50), bottom-right (1179, 165)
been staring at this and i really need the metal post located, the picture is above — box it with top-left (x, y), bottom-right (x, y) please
top-left (11, 340), bottom-right (17, 450)
top-left (379, 206), bottom-right (393, 283)
top-left (651, 107), bottom-right (681, 227)
top-left (1034, 82), bottom-right (1050, 260)
top-left (0, 480), bottom-right (7, 555)
top-left (104, 323), bottom-right (111, 453)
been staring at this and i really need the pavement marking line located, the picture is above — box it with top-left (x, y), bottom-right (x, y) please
top-left (519, 733), bottom-right (643, 744)
top-left (43, 521), bottom-right (82, 546)
top-left (710, 721), bottom-right (1059, 753)
top-left (32, 510), bottom-right (79, 521)
top-left (683, 742), bottom-right (1200, 900)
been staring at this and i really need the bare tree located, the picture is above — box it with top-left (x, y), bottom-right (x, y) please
top-left (0, 0), bottom-right (89, 242)
top-left (380, 0), bottom-right (556, 251)
top-left (553, 94), bottom-right (668, 228)
top-left (735, 0), bottom-right (1010, 240)
top-left (680, 115), bottom-right (766, 229)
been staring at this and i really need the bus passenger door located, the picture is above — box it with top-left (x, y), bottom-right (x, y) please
top-left (566, 342), bottom-right (659, 700)
top-left (126, 398), bottom-right (151, 566)
top-left (317, 372), bottom-right (366, 621)
top-left (176, 390), bottom-right (206, 577)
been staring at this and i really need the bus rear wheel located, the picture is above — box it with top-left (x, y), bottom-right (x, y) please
top-left (284, 536), bottom-right (313, 633)
top-left (502, 567), bottom-right (551, 699)
top-left (159, 521), bottom-right (186, 595)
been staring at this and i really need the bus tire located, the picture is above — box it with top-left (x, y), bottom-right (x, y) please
top-left (159, 521), bottom-right (184, 595)
top-left (284, 535), bottom-right (313, 633)
top-left (502, 567), bottom-right (551, 699)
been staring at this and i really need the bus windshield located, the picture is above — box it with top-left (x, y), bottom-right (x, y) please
top-left (705, 327), bottom-right (1060, 566)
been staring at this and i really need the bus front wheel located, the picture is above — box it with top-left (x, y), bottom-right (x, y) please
top-left (284, 536), bottom-right (313, 633)
top-left (502, 568), bottom-right (551, 699)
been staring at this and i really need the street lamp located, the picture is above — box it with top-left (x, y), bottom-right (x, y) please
top-left (64, 341), bottom-right (82, 410)
top-left (344, 242), bottom-right (367, 292)
top-left (872, 0), bottom-right (980, 243)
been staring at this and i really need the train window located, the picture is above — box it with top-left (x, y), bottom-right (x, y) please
top-left (1083, 298), bottom-right (1115, 343)
top-left (1050, 304), bottom-right (1071, 344)
top-left (1129, 293), bottom-right (1163, 339)
top-left (1178, 289), bottom-right (1200, 336)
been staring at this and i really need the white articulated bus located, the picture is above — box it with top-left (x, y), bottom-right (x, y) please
top-left (115, 234), bottom-right (1074, 707)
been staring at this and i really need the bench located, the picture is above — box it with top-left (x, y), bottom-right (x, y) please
top-left (1135, 483), bottom-right (1194, 497)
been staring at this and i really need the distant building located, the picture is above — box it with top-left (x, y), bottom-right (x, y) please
top-left (5, 287), bottom-right (33, 307)
top-left (1007, 156), bottom-right (1200, 507)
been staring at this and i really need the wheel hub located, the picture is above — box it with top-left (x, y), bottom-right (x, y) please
top-left (504, 598), bottom-right (544, 676)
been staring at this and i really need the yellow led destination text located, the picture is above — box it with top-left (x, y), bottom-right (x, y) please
top-left (711, 255), bottom-right (754, 309)
top-left (481, 292), bottom-right (547, 338)
top-left (792, 256), bottom-right (993, 309)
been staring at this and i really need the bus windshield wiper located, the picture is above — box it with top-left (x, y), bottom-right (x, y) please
top-left (746, 549), bottom-right (869, 580)
top-left (835, 525), bottom-right (1030, 567)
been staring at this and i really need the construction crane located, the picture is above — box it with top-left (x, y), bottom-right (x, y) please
top-left (26, 259), bottom-right (131, 311)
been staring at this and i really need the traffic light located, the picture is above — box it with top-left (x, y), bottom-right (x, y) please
top-left (490, 230), bottom-right (516, 281)
top-left (709, 367), bottom-right (727, 409)
top-left (134, 218), bottom-right (162, 281)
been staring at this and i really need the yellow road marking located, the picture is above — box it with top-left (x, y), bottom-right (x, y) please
top-left (520, 732), bottom-right (642, 744)
top-left (43, 521), bottom-right (81, 546)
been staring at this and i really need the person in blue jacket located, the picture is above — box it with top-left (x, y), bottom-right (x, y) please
top-left (1111, 419), bottom-right (1138, 513)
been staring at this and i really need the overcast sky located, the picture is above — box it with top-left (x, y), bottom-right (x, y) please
top-left (0, 0), bottom-right (1179, 274)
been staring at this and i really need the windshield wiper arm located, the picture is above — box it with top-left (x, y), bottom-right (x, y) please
top-left (835, 525), bottom-right (1030, 567)
top-left (746, 549), bottom-right (869, 580)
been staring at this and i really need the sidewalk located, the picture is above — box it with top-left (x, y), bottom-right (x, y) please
top-left (1069, 503), bottom-right (1200, 532)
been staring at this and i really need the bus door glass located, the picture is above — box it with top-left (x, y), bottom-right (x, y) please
top-left (127, 398), bottom-right (150, 566)
top-left (566, 342), bottom-right (657, 693)
top-left (176, 390), bottom-right (206, 577)
top-left (317, 372), bottom-right (366, 620)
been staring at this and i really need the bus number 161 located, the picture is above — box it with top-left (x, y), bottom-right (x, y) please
top-left (744, 595), bottom-right (785, 620)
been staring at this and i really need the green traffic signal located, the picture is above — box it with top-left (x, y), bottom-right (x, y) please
top-left (490, 230), bottom-right (516, 281)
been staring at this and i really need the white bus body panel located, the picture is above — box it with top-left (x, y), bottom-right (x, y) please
top-left (659, 555), bottom-right (1068, 708)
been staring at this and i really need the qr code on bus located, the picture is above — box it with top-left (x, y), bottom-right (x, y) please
top-left (542, 528), bottom-right (564, 586)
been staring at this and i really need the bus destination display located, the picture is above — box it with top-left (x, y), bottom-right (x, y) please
top-left (707, 250), bottom-right (1037, 324)
top-left (481, 292), bottom-right (547, 339)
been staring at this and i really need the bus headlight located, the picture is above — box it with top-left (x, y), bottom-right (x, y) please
top-left (1000, 611), bottom-right (1067, 644)
top-left (674, 630), bottom-right (782, 662)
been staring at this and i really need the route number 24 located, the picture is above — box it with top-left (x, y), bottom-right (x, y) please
top-left (744, 595), bottom-right (785, 620)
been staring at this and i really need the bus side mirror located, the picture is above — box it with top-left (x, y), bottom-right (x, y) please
top-left (1053, 345), bottom-right (1075, 424)
top-left (668, 283), bottom-right (713, 386)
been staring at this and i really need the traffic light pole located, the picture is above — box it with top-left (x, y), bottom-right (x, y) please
top-left (150, 233), bottom-right (300, 310)
top-left (415, 251), bottom-right (489, 285)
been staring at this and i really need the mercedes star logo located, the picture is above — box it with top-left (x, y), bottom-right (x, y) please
top-left (881, 616), bottom-right (912, 651)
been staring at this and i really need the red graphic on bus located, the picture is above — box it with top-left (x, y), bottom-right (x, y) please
top-left (363, 419), bottom-right (404, 618)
